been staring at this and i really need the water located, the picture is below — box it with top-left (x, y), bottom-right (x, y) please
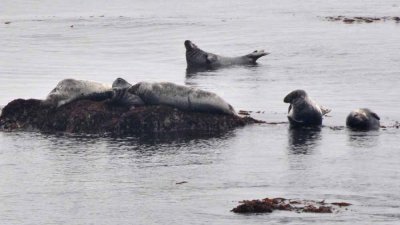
top-left (1, 0), bottom-right (400, 224)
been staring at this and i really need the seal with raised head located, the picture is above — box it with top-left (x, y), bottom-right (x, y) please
top-left (185, 40), bottom-right (269, 69)
top-left (128, 81), bottom-right (236, 115)
top-left (346, 108), bottom-right (380, 130)
top-left (284, 90), bottom-right (329, 127)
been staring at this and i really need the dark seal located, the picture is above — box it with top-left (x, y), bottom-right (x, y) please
top-left (346, 108), bottom-right (380, 130)
top-left (284, 90), bottom-right (328, 127)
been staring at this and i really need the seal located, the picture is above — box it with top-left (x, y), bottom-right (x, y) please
top-left (43, 78), bottom-right (144, 108)
top-left (44, 79), bottom-right (112, 107)
top-left (346, 108), bottom-right (380, 130)
top-left (283, 90), bottom-right (329, 127)
top-left (185, 40), bottom-right (269, 68)
top-left (128, 81), bottom-right (236, 115)
top-left (108, 78), bottom-right (144, 107)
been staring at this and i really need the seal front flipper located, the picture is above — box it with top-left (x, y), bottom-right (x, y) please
top-left (370, 112), bottom-right (380, 120)
top-left (318, 104), bottom-right (331, 116)
top-left (64, 91), bottom-right (114, 106)
top-left (206, 54), bottom-right (218, 65)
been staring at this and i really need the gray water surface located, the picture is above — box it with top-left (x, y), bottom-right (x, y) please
top-left (1, 0), bottom-right (400, 224)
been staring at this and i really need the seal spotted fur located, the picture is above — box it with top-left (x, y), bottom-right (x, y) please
top-left (43, 78), bottom-right (144, 108)
top-left (128, 81), bottom-right (236, 115)
top-left (44, 79), bottom-right (112, 107)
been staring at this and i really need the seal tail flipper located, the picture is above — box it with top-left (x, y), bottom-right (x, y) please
top-left (246, 50), bottom-right (269, 63)
top-left (319, 105), bottom-right (331, 116)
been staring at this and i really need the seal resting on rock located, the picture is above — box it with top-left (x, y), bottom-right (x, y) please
top-left (43, 78), bottom-right (144, 108)
top-left (185, 40), bottom-right (269, 69)
top-left (42, 78), bottom-right (234, 115)
top-left (128, 81), bottom-right (236, 115)
top-left (284, 90), bottom-right (329, 127)
top-left (43, 79), bottom-right (112, 107)
top-left (346, 108), bottom-right (380, 130)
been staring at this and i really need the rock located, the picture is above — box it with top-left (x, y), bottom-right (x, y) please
top-left (0, 98), bottom-right (262, 136)
top-left (4, 21), bottom-right (11, 24)
top-left (232, 197), bottom-right (351, 214)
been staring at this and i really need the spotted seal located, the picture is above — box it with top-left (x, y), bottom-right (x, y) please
top-left (346, 108), bottom-right (380, 130)
top-left (185, 40), bottom-right (269, 69)
top-left (43, 78), bottom-right (144, 108)
top-left (44, 79), bottom-right (112, 107)
top-left (128, 81), bottom-right (236, 115)
top-left (284, 90), bottom-right (329, 127)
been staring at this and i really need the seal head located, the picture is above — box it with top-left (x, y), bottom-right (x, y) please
top-left (346, 108), bottom-right (380, 130)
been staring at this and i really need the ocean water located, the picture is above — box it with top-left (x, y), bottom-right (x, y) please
top-left (1, 0), bottom-right (400, 224)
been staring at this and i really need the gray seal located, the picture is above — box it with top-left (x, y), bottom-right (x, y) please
top-left (346, 108), bottom-right (380, 130)
top-left (128, 81), bottom-right (236, 115)
top-left (44, 79), bottom-right (112, 107)
top-left (284, 90), bottom-right (329, 127)
top-left (108, 78), bottom-right (144, 107)
top-left (185, 40), bottom-right (269, 69)
top-left (43, 78), bottom-right (144, 108)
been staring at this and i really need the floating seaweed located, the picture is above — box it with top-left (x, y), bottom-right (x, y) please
top-left (232, 197), bottom-right (351, 214)
top-left (324, 16), bottom-right (400, 24)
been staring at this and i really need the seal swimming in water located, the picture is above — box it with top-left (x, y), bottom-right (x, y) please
top-left (185, 40), bottom-right (269, 69)
top-left (283, 90), bottom-right (329, 127)
top-left (128, 81), bottom-right (236, 115)
top-left (43, 78), bottom-right (144, 108)
top-left (346, 108), bottom-right (380, 130)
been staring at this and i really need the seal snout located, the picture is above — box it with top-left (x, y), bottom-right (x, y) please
top-left (184, 40), bottom-right (197, 50)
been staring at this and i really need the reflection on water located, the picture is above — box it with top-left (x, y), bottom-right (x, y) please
top-left (185, 64), bottom-right (262, 77)
top-left (185, 67), bottom-right (217, 77)
top-left (347, 129), bottom-right (380, 148)
top-left (288, 127), bottom-right (321, 154)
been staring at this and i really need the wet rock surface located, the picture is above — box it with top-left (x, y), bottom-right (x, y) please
top-left (324, 16), bottom-right (400, 23)
top-left (232, 197), bottom-right (351, 214)
top-left (0, 98), bottom-right (262, 135)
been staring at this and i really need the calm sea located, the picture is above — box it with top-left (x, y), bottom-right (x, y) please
top-left (1, 0), bottom-right (400, 224)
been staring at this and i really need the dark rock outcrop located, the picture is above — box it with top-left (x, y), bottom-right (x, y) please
top-left (232, 197), bottom-right (351, 214)
top-left (0, 98), bottom-right (261, 136)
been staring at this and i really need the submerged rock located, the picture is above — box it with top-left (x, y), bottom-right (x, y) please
top-left (0, 98), bottom-right (261, 135)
